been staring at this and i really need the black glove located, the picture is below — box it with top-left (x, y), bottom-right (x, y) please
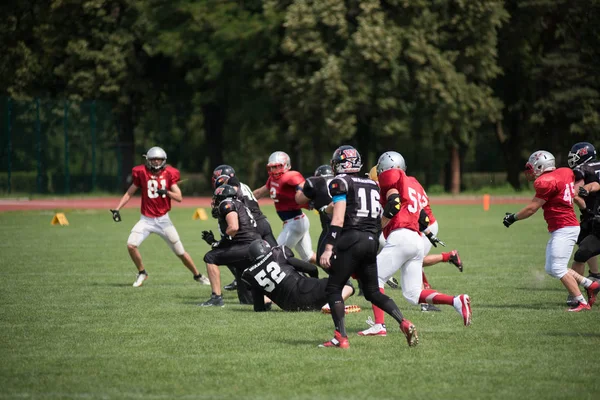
top-left (503, 212), bottom-right (516, 228)
top-left (425, 232), bottom-right (445, 247)
top-left (156, 189), bottom-right (168, 196)
top-left (201, 230), bottom-right (216, 246)
top-left (110, 209), bottom-right (121, 222)
top-left (579, 186), bottom-right (590, 197)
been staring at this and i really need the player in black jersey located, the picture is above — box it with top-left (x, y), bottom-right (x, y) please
top-left (241, 240), bottom-right (356, 312)
top-left (318, 145), bottom-right (417, 349)
top-left (200, 184), bottom-right (261, 307)
top-left (569, 142), bottom-right (600, 293)
top-left (295, 165), bottom-right (335, 265)
top-left (213, 165), bottom-right (278, 292)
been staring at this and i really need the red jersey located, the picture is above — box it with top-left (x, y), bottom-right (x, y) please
top-left (132, 165), bottom-right (180, 218)
top-left (378, 169), bottom-right (428, 238)
top-left (266, 170), bottom-right (306, 212)
top-left (534, 167), bottom-right (579, 232)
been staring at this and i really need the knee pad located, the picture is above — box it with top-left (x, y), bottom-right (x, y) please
top-left (172, 241), bottom-right (185, 256)
top-left (403, 289), bottom-right (421, 306)
top-left (127, 232), bottom-right (144, 247)
top-left (574, 248), bottom-right (594, 264)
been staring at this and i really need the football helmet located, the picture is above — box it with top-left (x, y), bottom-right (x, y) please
top-left (331, 145), bottom-right (362, 174)
top-left (267, 151), bottom-right (291, 179)
top-left (211, 164), bottom-right (236, 188)
top-left (314, 164), bottom-right (334, 177)
top-left (248, 239), bottom-right (272, 263)
top-left (525, 150), bottom-right (556, 180)
top-left (213, 175), bottom-right (231, 189)
top-left (568, 142), bottom-right (597, 168)
top-left (144, 146), bottom-right (167, 172)
top-left (211, 184), bottom-right (238, 217)
top-left (377, 151), bottom-right (406, 175)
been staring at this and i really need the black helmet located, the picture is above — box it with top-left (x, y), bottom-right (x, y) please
top-left (211, 184), bottom-right (238, 215)
top-left (331, 145), bottom-right (362, 174)
top-left (568, 142), bottom-right (597, 168)
top-left (248, 239), bottom-right (272, 263)
top-left (314, 164), bottom-right (334, 177)
top-left (212, 164), bottom-right (236, 188)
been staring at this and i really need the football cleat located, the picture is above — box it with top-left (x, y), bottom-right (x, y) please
top-left (400, 319), bottom-right (419, 347)
top-left (321, 304), bottom-right (362, 314)
top-left (199, 294), bottom-right (224, 307)
top-left (358, 316), bottom-right (387, 336)
top-left (194, 275), bottom-right (210, 285)
top-left (319, 331), bottom-right (349, 349)
top-left (586, 281), bottom-right (600, 307)
top-left (386, 277), bottom-right (399, 289)
top-left (566, 294), bottom-right (578, 307)
top-left (567, 302), bottom-right (591, 312)
top-left (454, 294), bottom-right (472, 326)
top-left (223, 279), bottom-right (238, 291)
top-left (133, 272), bottom-right (148, 288)
top-left (448, 250), bottom-right (463, 272)
top-left (421, 303), bottom-right (442, 312)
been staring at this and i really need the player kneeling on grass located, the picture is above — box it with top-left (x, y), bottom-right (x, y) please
top-left (242, 239), bottom-right (357, 313)
top-left (503, 150), bottom-right (600, 312)
top-left (110, 146), bottom-right (209, 287)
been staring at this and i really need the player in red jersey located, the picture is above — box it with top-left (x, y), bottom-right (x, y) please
top-left (359, 151), bottom-right (472, 337)
top-left (110, 146), bottom-right (209, 287)
top-left (253, 151), bottom-right (316, 263)
top-left (503, 150), bottom-right (599, 311)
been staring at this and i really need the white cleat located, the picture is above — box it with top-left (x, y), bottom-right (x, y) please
top-left (358, 316), bottom-right (387, 336)
top-left (454, 294), bottom-right (472, 326)
top-left (133, 272), bottom-right (148, 288)
top-left (194, 275), bottom-right (210, 285)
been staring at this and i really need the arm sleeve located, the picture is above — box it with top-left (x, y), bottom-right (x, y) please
top-left (573, 167), bottom-right (585, 182)
top-left (169, 167), bottom-right (181, 187)
top-left (533, 179), bottom-right (555, 202)
top-left (286, 171), bottom-right (305, 187)
top-left (132, 168), bottom-right (142, 187)
top-left (288, 258), bottom-right (319, 278)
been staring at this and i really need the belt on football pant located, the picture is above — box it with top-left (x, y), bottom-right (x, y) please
top-left (283, 213), bottom-right (305, 224)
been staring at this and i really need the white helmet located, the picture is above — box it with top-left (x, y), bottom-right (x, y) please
top-left (525, 150), bottom-right (555, 180)
top-left (376, 151), bottom-right (406, 175)
top-left (144, 146), bottom-right (167, 172)
top-left (267, 151), bottom-right (291, 178)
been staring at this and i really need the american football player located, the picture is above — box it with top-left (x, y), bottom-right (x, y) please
top-left (503, 150), bottom-right (600, 311)
top-left (110, 146), bottom-right (209, 287)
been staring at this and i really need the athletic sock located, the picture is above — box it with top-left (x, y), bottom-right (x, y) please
top-left (419, 289), bottom-right (454, 305)
top-left (441, 252), bottom-right (451, 262)
top-left (373, 288), bottom-right (386, 325)
top-left (580, 277), bottom-right (594, 288)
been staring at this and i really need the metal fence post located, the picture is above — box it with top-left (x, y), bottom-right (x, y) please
top-left (64, 99), bottom-right (70, 194)
top-left (36, 98), bottom-right (42, 193)
top-left (90, 100), bottom-right (96, 192)
top-left (6, 98), bottom-right (12, 194)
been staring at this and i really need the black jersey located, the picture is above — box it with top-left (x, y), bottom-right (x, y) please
top-left (328, 174), bottom-right (381, 234)
top-left (242, 246), bottom-right (305, 309)
top-left (574, 161), bottom-right (600, 216)
top-left (227, 176), bottom-right (266, 222)
top-left (217, 198), bottom-right (260, 244)
top-left (303, 175), bottom-right (333, 229)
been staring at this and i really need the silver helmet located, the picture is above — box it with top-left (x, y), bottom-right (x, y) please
top-left (267, 151), bottom-right (291, 178)
top-left (525, 150), bottom-right (555, 180)
top-left (144, 146), bottom-right (167, 172)
top-left (376, 151), bottom-right (406, 175)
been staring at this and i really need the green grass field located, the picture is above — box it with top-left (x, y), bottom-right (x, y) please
top-left (1, 204), bottom-right (599, 400)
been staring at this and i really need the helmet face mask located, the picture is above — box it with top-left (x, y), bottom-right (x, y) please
top-left (144, 147), bottom-right (167, 173)
top-left (267, 151), bottom-right (291, 179)
top-left (331, 145), bottom-right (362, 174)
top-left (376, 151), bottom-right (406, 175)
top-left (211, 184), bottom-right (238, 217)
top-left (314, 165), bottom-right (334, 177)
top-left (212, 165), bottom-right (236, 188)
top-left (568, 142), bottom-right (597, 168)
top-left (525, 150), bottom-right (556, 181)
top-left (248, 239), bottom-right (272, 263)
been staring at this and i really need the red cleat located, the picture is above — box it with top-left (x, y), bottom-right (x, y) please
top-left (319, 331), bottom-right (349, 349)
top-left (400, 319), bottom-right (419, 347)
top-left (448, 250), bottom-right (463, 272)
top-left (454, 294), bottom-right (472, 326)
top-left (567, 302), bottom-right (591, 312)
top-left (586, 281), bottom-right (600, 307)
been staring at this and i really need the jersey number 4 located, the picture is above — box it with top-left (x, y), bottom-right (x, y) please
top-left (147, 179), bottom-right (167, 198)
top-left (254, 262), bottom-right (286, 292)
top-left (563, 182), bottom-right (575, 204)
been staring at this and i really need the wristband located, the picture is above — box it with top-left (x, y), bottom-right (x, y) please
top-left (325, 225), bottom-right (342, 246)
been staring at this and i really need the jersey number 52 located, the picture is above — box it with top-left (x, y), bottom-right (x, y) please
top-left (254, 262), bottom-right (286, 292)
